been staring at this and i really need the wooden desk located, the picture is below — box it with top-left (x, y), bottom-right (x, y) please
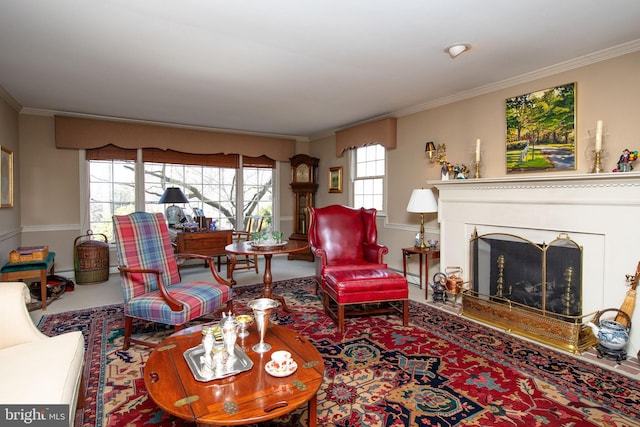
top-left (144, 323), bottom-right (324, 426)
top-left (175, 230), bottom-right (233, 275)
top-left (1, 252), bottom-right (56, 311)
top-left (401, 247), bottom-right (440, 300)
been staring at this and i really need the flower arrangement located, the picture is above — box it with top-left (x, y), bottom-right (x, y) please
top-left (441, 161), bottom-right (469, 179)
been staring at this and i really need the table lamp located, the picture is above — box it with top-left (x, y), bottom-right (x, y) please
top-left (158, 187), bottom-right (189, 225)
top-left (406, 188), bottom-right (438, 249)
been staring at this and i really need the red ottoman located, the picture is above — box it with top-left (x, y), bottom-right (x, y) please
top-left (323, 268), bottom-right (409, 333)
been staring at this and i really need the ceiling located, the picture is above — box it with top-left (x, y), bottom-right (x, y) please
top-left (1, 1), bottom-right (640, 140)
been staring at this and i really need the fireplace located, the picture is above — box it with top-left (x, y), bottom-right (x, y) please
top-left (431, 173), bottom-right (640, 355)
top-left (472, 232), bottom-right (582, 317)
top-left (463, 231), bottom-right (594, 352)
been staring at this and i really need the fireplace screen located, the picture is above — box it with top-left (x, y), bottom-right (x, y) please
top-left (471, 232), bottom-right (582, 318)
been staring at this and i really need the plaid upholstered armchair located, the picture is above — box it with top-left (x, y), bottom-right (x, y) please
top-left (113, 212), bottom-right (233, 350)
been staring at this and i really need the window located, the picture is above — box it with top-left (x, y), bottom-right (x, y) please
top-left (353, 144), bottom-right (385, 211)
top-left (243, 167), bottom-right (273, 230)
top-left (88, 159), bottom-right (136, 240)
top-left (87, 149), bottom-right (274, 241)
top-left (143, 163), bottom-right (238, 230)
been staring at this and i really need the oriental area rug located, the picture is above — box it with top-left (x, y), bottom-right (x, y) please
top-left (38, 277), bottom-right (640, 426)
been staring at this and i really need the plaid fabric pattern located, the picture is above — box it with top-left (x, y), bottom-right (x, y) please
top-left (124, 281), bottom-right (232, 325)
top-left (113, 212), bottom-right (181, 302)
top-left (113, 212), bottom-right (232, 326)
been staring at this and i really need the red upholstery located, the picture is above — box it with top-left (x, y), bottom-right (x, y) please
top-left (308, 205), bottom-right (407, 332)
top-left (324, 269), bottom-right (409, 333)
top-left (325, 269), bottom-right (408, 303)
top-left (308, 205), bottom-right (388, 291)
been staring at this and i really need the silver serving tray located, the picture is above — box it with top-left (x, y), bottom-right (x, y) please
top-left (184, 344), bottom-right (254, 382)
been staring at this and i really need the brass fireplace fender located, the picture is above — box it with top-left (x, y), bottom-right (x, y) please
top-left (462, 290), bottom-right (598, 353)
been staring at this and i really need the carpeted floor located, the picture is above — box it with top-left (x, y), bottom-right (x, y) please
top-left (38, 277), bottom-right (640, 426)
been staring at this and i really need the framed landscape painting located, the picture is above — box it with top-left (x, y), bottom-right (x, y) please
top-left (506, 82), bottom-right (576, 173)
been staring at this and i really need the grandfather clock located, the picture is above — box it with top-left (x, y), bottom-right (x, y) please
top-left (288, 154), bottom-right (319, 261)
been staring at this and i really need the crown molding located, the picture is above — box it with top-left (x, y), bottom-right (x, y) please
top-left (395, 39), bottom-right (640, 118)
top-left (0, 85), bottom-right (22, 112)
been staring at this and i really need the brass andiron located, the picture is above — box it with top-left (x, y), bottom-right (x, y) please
top-left (564, 267), bottom-right (574, 316)
top-left (496, 255), bottom-right (505, 298)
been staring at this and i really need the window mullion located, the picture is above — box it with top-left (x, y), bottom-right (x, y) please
top-left (135, 148), bottom-right (145, 210)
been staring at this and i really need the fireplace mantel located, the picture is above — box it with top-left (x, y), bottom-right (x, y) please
top-left (429, 171), bottom-right (640, 191)
top-left (429, 172), bottom-right (640, 354)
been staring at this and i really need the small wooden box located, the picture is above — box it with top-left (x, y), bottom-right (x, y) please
top-left (9, 246), bottom-right (49, 262)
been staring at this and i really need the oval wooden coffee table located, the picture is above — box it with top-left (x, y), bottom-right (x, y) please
top-left (144, 323), bottom-right (324, 426)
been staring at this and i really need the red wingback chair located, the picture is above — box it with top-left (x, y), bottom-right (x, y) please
top-left (308, 205), bottom-right (388, 292)
top-left (308, 205), bottom-right (408, 332)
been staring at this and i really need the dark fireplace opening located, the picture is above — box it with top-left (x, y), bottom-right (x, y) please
top-left (472, 233), bottom-right (582, 318)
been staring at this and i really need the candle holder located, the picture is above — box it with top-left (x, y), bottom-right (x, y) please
top-left (591, 150), bottom-right (605, 174)
top-left (587, 126), bottom-right (607, 174)
top-left (474, 161), bottom-right (481, 179)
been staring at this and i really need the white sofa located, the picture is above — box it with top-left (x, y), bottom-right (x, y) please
top-left (0, 282), bottom-right (84, 426)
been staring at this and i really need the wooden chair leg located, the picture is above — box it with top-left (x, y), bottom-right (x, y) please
top-left (123, 316), bottom-right (133, 350)
top-left (323, 292), bottom-right (330, 315)
top-left (337, 304), bottom-right (345, 334)
top-left (402, 300), bottom-right (409, 326)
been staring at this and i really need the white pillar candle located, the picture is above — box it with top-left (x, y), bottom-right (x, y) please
top-left (595, 120), bottom-right (603, 151)
top-left (475, 139), bottom-right (481, 162)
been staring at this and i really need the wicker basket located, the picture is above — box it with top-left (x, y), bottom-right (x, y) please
top-left (74, 231), bottom-right (109, 284)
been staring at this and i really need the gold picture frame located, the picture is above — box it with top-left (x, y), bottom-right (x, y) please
top-left (329, 166), bottom-right (342, 193)
top-left (1, 146), bottom-right (13, 208)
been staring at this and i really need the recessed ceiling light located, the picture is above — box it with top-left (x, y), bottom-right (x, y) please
top-left (444, 43), bottom-right (471, 59)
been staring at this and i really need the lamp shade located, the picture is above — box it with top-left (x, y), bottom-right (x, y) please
top-left (406, 188), bottom-right (438, 213)
top-left (158, 187), bottom-right (189, 204)
top-left (425, 141), bottom-right (436, 152)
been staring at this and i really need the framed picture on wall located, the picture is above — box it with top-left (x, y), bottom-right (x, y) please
top-left (505, 82), bottom-right (576, 173)
top-left (1, 146), bottom-right (13, 208)
top-left (329, 167), bottom-right (342, 193)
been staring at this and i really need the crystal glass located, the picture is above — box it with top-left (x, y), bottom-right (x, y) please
top-left (247, 298), bottom-right (280, 353)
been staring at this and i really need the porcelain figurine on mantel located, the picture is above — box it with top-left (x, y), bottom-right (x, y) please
top-left (614, 148), bottom-right (637, 172)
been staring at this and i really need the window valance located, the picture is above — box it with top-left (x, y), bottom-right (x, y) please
top-left (335, 117), bottom-right (397, 157)
top-left (55, 116), bottom-right (296, 161)
top-left (85, 145), bottom-right (275, 169)
top-left (142, 148), bottom-right (239, 168)
top-left (85, 144), bottom-right (136, 161)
